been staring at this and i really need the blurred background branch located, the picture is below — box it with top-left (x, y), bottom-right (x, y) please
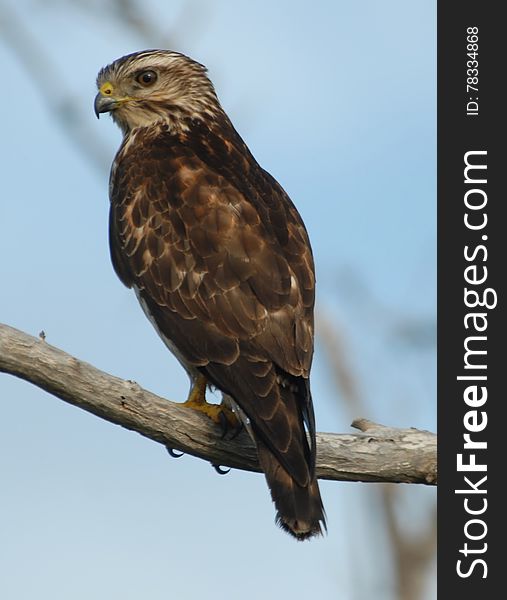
top-left (319, 306), bottom-right (436, 600)
top-left (0, 1), bottom-right (110, 171)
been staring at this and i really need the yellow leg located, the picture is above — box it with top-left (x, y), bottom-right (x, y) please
top-left (182, 374), bottom-right (239, 430)
top-left (183, 374), bottom-right (208, 407)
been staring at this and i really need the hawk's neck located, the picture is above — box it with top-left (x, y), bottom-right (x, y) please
top-left (115, 114), bottom-right (258, 181)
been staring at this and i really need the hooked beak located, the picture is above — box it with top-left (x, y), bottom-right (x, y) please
top-left (94, 92), bottom-right (119, 119)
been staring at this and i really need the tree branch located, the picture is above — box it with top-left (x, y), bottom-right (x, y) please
top-left (0, 323), bottom-right (437, 485)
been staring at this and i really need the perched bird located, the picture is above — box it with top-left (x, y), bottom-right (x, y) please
top-left (95, 50), bottom-right (325, 539)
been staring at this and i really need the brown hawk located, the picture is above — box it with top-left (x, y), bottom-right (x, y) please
top-left (95, 50), bottom-right (326, 539)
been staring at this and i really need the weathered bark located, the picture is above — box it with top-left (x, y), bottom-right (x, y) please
top-left (0, 323), bottom-right (437, 485)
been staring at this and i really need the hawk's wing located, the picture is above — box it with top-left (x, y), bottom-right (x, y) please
top-left (110, 122), bottom-right (323, 532)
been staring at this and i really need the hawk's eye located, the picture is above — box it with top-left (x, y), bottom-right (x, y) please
top-left (136, 70), bottom-right (157, 86)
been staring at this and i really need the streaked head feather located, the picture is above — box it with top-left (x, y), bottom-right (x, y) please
top-left (96, 50), bottom-right (221, 135)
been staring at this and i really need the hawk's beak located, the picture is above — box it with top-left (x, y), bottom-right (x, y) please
top-left (94, 92), bottom-right (119, 119)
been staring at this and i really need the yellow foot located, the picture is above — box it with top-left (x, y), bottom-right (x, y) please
top-left (182, 374), bottom-right (241, 435)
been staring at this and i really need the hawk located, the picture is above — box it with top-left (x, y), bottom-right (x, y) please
top-left (95, 50), bottom-right (326, 539)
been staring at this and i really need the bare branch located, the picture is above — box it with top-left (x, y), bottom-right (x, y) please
top-left (0, 323), bottom-right (437, 485)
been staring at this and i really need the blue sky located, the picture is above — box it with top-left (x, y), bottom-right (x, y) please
top-left (0, 2), bottom-right (436, 598)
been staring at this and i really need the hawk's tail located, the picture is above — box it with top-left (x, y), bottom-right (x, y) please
top-left (256, 440), bottom-right (326, 540)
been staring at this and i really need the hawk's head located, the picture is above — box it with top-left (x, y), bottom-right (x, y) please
top-left (95, 50), bottom-right (221, 135)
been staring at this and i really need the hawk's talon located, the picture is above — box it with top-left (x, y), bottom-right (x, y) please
top-left (182, 375), bottom-right (241, 435)
top-left (229, 419), bottom-right (244, 440)
top-left (166, 446), bottom-right (184, 458)
top-left (218, 410), bottom-right (244, 440)
top-left (212, 464), bottom-right (231, 475)
top-left (218, 410), bottom-right (229, 439)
